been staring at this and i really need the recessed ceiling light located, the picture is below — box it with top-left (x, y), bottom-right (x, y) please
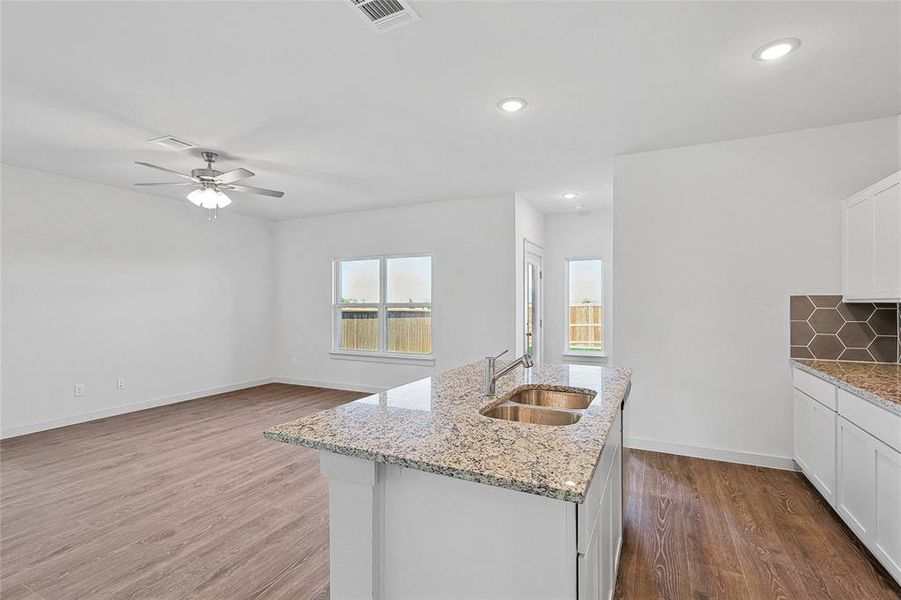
top-left (753, 38), bottom-right (801, 62)
top-left (574, 204), bottom-right (584, 210)
top-left (562, 192), bottom-right (579, 200)
top-left (497, 97), bottom-right (527, 113)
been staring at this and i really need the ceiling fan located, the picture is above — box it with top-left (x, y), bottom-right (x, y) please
top-left (135, 151), bottom-right (284, 218)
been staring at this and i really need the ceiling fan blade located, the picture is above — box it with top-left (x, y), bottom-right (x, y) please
top-left (215, 168), bottom-right (255, 184)
top-left (134, 161), bottom-right (196, 180)
top-left (226, 184), bottom-right (285, 198)
top-left (134, 182), bottom-right (196, 186)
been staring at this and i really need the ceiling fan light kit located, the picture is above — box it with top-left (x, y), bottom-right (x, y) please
top-left (134, 151), bottom-right (284, 221)
top-left (187, 187), bottom-right (231, 208)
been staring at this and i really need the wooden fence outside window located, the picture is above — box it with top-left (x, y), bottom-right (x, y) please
top-left (340, 307), bottom-right (432, 354)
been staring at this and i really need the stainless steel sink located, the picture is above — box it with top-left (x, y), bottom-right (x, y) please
top-left (508, 387), bottom-right (595, 409)
top-left (482, 404), bottom-right (582, 426)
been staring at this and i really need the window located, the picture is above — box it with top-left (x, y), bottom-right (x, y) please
top-left (334, 255), bottom-right (432, 357)
top-left (565, 259), bottom-right (603, 354)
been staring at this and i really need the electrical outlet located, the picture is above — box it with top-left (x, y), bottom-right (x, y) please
top-left (291, 357), bottom-right (297, 368)
top-left (116, 377), bottom-right (125, 390)
top-left (73, 384), bottom-right (85, 397)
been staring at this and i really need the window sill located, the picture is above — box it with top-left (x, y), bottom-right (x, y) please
top-left (329, 350), bottom-right (436, 366)
top-left (561, 351), bottom-right (608, 365)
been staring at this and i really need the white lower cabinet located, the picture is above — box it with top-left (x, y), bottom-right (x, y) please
top-left (873, 442), bottom-right (901, 581)
top-left (578, 522), bottom-right (600, 600)
top-left (793, 367), bottom-right (901, 585)
top-left (611, 440), bottom-right (623, 567)
top-left (793, 390), bottom-right (811, 472)
top-left (598, 476), bottom-right (613, 596)
top-left (793, 389), bottom-right (837, 506)
top-left (837, 416), bottom-right (875, 539)
top-left (837, 416), bottom-right (901, 582)
top-left (579, 411), bottom-right (623, 600)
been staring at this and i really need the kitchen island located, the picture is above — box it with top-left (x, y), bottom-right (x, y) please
top-left (265, 360), bottom-right (632, 600)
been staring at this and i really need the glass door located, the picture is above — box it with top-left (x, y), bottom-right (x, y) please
top-left (524, 249), bottom-right (542, 363)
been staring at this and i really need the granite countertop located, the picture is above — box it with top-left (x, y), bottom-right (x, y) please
top-left (264, 361), bottom-right (632, 503)
top-left (792, 359), bottom-right (901, 415)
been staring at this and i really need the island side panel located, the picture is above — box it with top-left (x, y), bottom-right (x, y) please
top-left (381, 464), bottom-right (578, 600)
top-left (319, 452), bottom-right (384, 600)
top-left (319, 450), bottom-right (578, 600)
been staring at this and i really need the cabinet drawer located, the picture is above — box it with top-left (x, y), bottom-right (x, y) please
top-left (793, 368), bottom-right (837, 410)
top-left (838, 390), bottom-right (901, 453)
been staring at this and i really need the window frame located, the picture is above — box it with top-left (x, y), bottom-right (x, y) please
top-left (563, 257), bottom-right (606, 358)
top-left (331, 253), bottom-right (435, 365)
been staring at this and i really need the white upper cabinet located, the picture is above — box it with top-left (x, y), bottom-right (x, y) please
top-left (843, 171), bottom-right (901, 302)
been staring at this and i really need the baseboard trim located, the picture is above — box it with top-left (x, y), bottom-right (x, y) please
top-left (625, 436), bottom-right (799, 471)
top-left (1, 377), bottom-right (275, 439)
top-left (274, 376), bottom-right (384, 395)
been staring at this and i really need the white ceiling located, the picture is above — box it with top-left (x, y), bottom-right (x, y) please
top-left (2, 1), bottom-right (898, 219)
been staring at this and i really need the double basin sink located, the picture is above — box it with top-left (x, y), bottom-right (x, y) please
top-left (481, 387), bottom-right (596, 426)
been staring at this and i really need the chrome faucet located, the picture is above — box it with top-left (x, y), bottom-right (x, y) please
top-left (484, 349), bottom-right (534, 396)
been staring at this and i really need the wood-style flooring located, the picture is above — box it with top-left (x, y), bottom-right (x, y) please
top-left (1, 384), bottom-right (365, 600)
top-left (2, 383), bottom-right (898, 599)
top-left (614, 448), bottom-right (901, 599)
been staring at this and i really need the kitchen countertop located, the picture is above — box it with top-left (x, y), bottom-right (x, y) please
top-left (792, 359), bottom-right (901, 415)
top-left (264, 361), bottom-right (632, 503)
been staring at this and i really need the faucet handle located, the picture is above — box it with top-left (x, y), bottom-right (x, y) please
top-left (487, 349), bottom-right (509, 362)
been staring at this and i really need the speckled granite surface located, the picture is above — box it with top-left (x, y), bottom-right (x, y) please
top-left (793, 359), bottom-right (901, 415)
top-left (264, 361), bottom-right (632, 502)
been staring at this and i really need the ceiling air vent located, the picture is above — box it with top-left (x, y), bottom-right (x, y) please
top-left (148, 135), bottom-right (197, 151)
top-left (350, 0), bottom-right (419, 33)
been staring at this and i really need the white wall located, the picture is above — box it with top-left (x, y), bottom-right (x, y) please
top-left (544, 210), bottom-right (614, 365)
top-left (614, 116), bottom-right (900, 468)
top-left (513, 196), bottom-right (546, 361)
top-left (1, 164), bottom-right (276, 437)
top-left (274, 195), bottom-right (516, 390)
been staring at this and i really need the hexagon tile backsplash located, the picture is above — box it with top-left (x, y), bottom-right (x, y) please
top-left (790, 295), bottom-right (900, 363)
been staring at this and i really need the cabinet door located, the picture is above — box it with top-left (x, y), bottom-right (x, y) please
top-left (837, 416), bottom-right (876, 540)
top-left (844, 172), bottom-right (901, 301)
top-left (579, 460), bottom-right (616, 600)
top-left (874, 439), bottom-right (901, 582)
top-left (794, 390), bottom-right (837, 506)
top-left (578, 517), bottom-right (600, 600)
top-left (598, 473), bottom-right (614, 600)
top-left (793, 390), bottom-right (812, 472)
top-left (872, 179), bottom-right (901, 297)
top-left (579, 410), bottom-right (624, 600)
top-left (611, 442), bottom-right (623, 571)
top-left (844, 195), bottom-right (874, 299)
top-left (809, 395), bottom-right (837, 506)
top-left (837, 416), bottom-right (901, 584)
